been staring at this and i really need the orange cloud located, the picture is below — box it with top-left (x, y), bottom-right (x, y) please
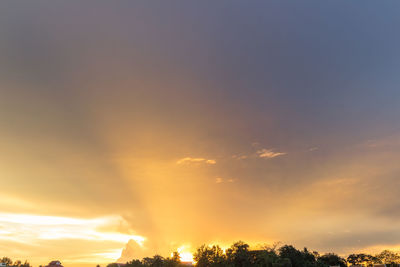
top-left (257, 149), bottom-right (286, 159)
top-left (215, 177), bottom-right (235, 184)
top-left (176, 157), bottom-right (216, 165)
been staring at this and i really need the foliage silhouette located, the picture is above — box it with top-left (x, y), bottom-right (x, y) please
top-left (0, 257), bottom-right (31, 267)
top-left (116, 243), bottom-right (400, 267)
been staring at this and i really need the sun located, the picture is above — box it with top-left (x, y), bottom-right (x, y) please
top-left (174, 246), bottom-right (194, 263)
top-left (179, 252), bottom-right (194, 263)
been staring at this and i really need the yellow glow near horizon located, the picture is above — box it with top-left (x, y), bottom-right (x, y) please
top-left (0, 212), bottom-right (145, 245)
top-left (177, 246), bottom-right (194, 263)
top-left (0, 212), bottom-right (146, 266)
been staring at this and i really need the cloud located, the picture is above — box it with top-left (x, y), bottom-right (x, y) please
top-left (232, 154), bottom-right (248, 160)
top-left (362, 134), bottom-right (400, 148)
top-left (118, 239), bottom-right (150, 263)
top-left (0, 213), bottom-right (145, 265)
top-left (215, 177), bottom-right (236, 184)
top-left (176, 157), bottom-right (216, 165)
top-left (257, 149), bottom-right (286, 159)
top-left (0, 213), bottom-right (145, 244)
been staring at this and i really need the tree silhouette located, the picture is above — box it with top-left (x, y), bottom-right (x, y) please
top-left (376, 250), bottom-right (400, 265)
top-left (194, 245), bottom-right (225, 267)
top-left (226, 241), bottom-right (251, 267)
top-left (317, 253), bottom-right (346, 267)
top-left (1, 258), bottom-right (12, 266)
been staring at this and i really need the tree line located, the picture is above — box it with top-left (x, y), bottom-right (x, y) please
top-left (0, 257), bottom-right (31, 267)
top-left (111, 241), bottom-right (400, 267)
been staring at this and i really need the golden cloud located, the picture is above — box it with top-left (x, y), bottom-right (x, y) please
top-left (176, 157), bottom-right (216, 165)
top-left (257, 149), bottom-right (286, 159)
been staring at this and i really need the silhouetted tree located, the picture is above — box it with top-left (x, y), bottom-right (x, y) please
top-left (103, 243), bottom-right (400, 267)
top-left (164, 252), bottom-right (181, 267)
top-left (0, 258), bottom-right (31, 267)
top-left (272, 258), bottom-right (291, 267)
top-left (249, 249), bottom-right (279, 267)
top-left (278, 245), bottom-right (304, 267)
top-left (143, 255), bottom-right (165, 267)
top-left (278, 246), bottom-right (326, 267)
top-left (317, 253), bottom-right (346, 267)
top-left (376, 250), bottom-right (400, 265)
top-left (19, 261), bottom-right (31, 267)
top-left (347, 253), bottom-right (377, 266)
top-left (302, 248), bottom-right (317, 264)
top-left (171, 252), bottom-right (181, 263)
top-left (226, 241), bottom-right (251, 267)
top-left (1, 257), bottom-right (13, 266)
top-left (126, 259), bottom-right (144, 267)
top-left (194, 245), bottom-right (226, 267)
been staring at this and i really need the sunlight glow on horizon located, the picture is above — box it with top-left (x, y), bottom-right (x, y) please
top-left (0, 212), bottom-right (146, 265)
top-left (0, 212), bottom-right (145, 245)
top-left (175, 246), bottom-right (194, 263)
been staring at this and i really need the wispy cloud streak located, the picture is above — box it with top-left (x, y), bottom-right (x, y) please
top-left (257, 149), bottom-right (286, 159)
top-left (176, 157), bottom-right (216, 165)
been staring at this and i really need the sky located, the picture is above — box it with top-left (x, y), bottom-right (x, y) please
top-left (1, 1), bottom-right (400, 267)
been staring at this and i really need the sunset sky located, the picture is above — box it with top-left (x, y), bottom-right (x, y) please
top-left (1, 1), bottom-right (400, 267)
